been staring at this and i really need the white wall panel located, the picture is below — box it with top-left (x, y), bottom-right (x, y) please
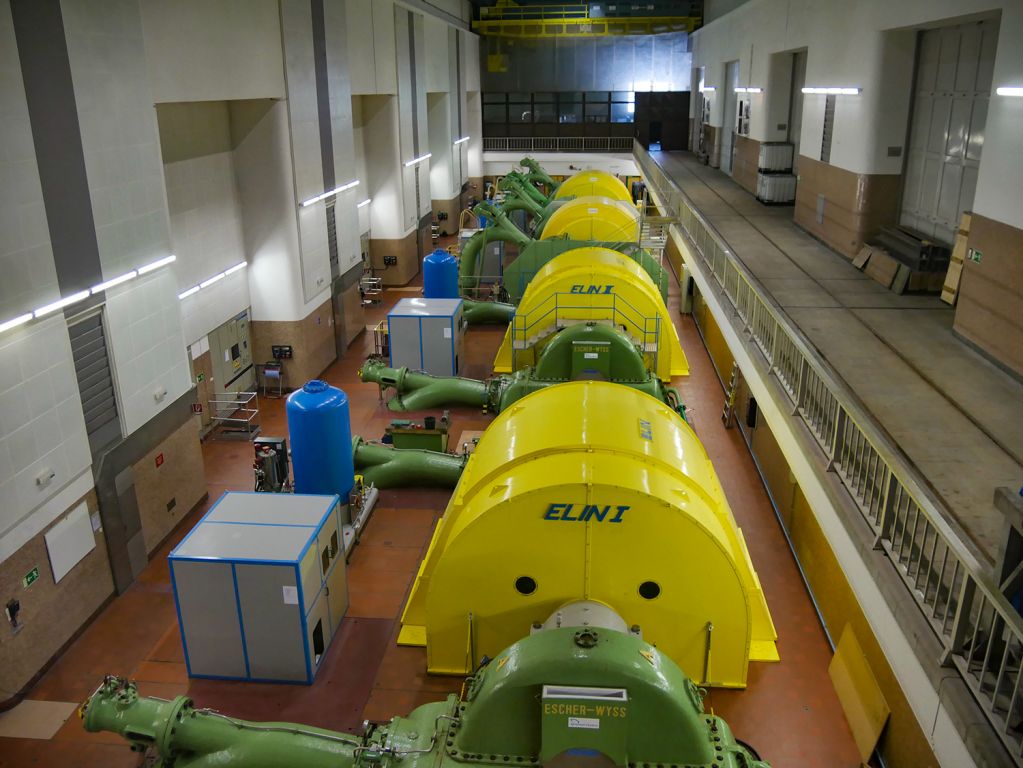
top-left (140, 0), bottom-right (285, 103)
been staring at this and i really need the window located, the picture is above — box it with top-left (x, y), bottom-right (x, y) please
top-left (585, 102), bottom-right (609, 123)
top-left (483, 103), bottom-right (507, 123)
top-left (611, 102), bottom-right (635, 123)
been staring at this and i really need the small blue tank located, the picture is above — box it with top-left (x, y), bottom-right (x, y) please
top-left (286, 380), bottom-right (354, 501)
top-left (423, 248), bottom-right (459, 298)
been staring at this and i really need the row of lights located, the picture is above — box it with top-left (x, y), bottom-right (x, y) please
top-left (0, 255), bottom-right (177, 335)
top-left (178, 261), bottom-right (246, 301)
top-left (703, 85), bottom-right (1023, 97)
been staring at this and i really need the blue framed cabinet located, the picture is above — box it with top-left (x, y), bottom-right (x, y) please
top-left (387, 297), bottom-right (465, 376)
top-left (169, 492), bottom-right (348, 683)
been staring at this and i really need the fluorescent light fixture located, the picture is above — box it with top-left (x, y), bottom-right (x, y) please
top-left (404, 153), bottom-right (432, 167)
top-left (700, 86), bottom-right (716, 92)
top-left (996, 86), bottom-right (1023, 97)
top-left (178, 286), bottom-right (200, 300)
top-left (34, 290), bottom-right (90, 318)
top-left (735, 87), bottom-right (763, 94)
top-left (90, 270), bottom-right (137, 294)
top-left (199, 272), bottom-right (226, 289)
top-left (224, 261), bottom-right (247, 276)
top-left (802, 87), bottom-right (860, 95)
top-left (301, 179), bottom-right (360, 208)
top-left (137, 254), bottom-right (176, 274)
top-left (357, 198), bottom-right (372, 209)
top-left (0, 313), bottom-right (33, 334)
top-left (453, 136), bottom-right (470, 145)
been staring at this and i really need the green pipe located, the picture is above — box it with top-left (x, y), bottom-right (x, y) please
top-left (462, 298), bottom-right (515, 325)
top-left (360, 359), bottom-right (493, 411)
top-left (520, 157), bottom-right (558, 192)
top-left (498, 173), bottom-right (548, 206)
top-left (82, 677), bottom-right (362, 768)
top-left (496, 193), bottom-right (545, 221)
top-left (353, 436), bottom-right (467, 489)
top-left (458, 203), bottom-right (530, 295)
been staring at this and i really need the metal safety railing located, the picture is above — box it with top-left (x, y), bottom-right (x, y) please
top-left (483, 136), bottom-right (635, 153)
top-left (209, 391), bottom-right (260, 439)
top-left (508, 290), bottom-right (661, 366)
top-left (632, 139), bottom-right (1023, 762)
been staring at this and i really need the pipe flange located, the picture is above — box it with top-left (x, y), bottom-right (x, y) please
top-left (573, 629), bottom-right (599, 648)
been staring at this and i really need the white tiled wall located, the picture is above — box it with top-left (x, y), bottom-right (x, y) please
top-left (281, 0), bottom-right (332, 304)
top-left (61, 0), bottom-right (190, 436)
top-left (0, 4), bottom-right (94, 562)
top-left (325, 0), bottom-right (362, 276)
top-left (104, 270), bottom-right (190, 435)
top-left (62, 0), bottom-right (173, 278)
top-left (0, 317), bottom-right (92, 552)
top-left (164, 150), bottom-right (251, 345)
top-left (0, 3), bottom-right (61, 322)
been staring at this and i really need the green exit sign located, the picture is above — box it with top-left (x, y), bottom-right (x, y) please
top-left (196, 372), bottom-right (205, 383)
top-left (23, 567), bottom-right (39, 588)
top-left (969, 248), bottom-right (983, 263)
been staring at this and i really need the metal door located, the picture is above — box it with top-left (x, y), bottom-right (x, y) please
top-left (900, 20), bottom-right (997, 245)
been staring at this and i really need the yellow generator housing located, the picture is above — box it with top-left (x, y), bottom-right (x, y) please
top-left (554, 169), bottom-right (632, 202)
top-left (494, 247), bottom-right (688, 382)
top-left (399, 382), bottom-right (778, 687)
top-left (539, 196), bottom-right (640, 242)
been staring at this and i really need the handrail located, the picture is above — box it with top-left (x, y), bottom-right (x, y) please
top-left (483, 137), bottom-right (635, 153)
top-left (632, 138), bottom-right (1023, 762)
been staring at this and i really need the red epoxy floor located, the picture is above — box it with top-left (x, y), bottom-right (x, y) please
top-left (1, 263), bottom-right (860, 767)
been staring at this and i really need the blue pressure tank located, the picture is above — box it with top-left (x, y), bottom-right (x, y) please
top-left (422, 248), bottom-right (459, 298)
top-left (286, 380), bottom-right (354, 500)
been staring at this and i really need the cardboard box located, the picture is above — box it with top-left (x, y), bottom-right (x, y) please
top-left (863, 248), bottom-right (899, 289)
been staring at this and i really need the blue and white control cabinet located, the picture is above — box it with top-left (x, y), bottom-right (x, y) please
top-left (169, 492), bottom-right (348, 683)
top-left (387, 297), bottom-right (465, 376)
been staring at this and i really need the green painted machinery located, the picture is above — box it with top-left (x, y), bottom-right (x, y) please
top-left (82, 620), bottom-right (768, 768)
top-left (458, 203), bottom-right (668, 307)
top-left (358, 323), bottom-right (684, 416)
top-left (352, 436), bottom-right (467, 489)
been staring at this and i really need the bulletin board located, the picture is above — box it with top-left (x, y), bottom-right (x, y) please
top-left (44, 502), bottom-right (95, 583)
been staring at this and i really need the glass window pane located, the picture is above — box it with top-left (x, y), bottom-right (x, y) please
top-left (508, 92), bottom-right (530, 102)
top-left (558, 103), bottom-right (583, 123)
top-left (585, 103), bottom-right (609, 123)
top-left (483, 92), bottom-right (506, 104)
top-left (558, 91), bottom-right (582, 105)
top-left (612, 91), bottom-right (635, 103)
top-left (483, 104), bottom-right (507, 122)
top-left (533, 92), bottom-right (555, 103)
top-left (585, 91), bottom-right (610, 102)
top-left (511, 105), bottom-right (533, 123)
top-left (534, 102), bottom-right (556, 123)
top-left (611, 102), bottom-right (635, 123)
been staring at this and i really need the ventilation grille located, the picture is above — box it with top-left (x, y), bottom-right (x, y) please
top-left (820, 95), bottom-right (836, 163)
top-left (69, 313), bottom-right (121, 455)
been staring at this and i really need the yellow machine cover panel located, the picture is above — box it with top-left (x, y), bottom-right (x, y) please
top-left (539, 196), bottom-right (640, 242)
top-left (494, 247), bottom-right (687, 381)
top-left (399, 382), bottom-right (778, 687)
top-left (553, 169), bottom-right (632, 202)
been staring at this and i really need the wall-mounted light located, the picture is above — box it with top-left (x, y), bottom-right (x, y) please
top-left (34, 290), bottom-right (90, 318)
top-left (1, 253), bottom-right (178, 334)
top-left (453, 136), bottom-right (470, 146)
top-left (179, 261), bottom-right (247, 301)
top-left (137, 254), bottom-right (177, 274)
top-left (700, 86), bottom-right (716, 93)
top-left (802, 87), bottom-right (860, 95)
top-left (90, 270), bottom-right (137, 294)
top-left (0, 313), bottom-right (32, 333)
top-left (404, 153), bottom-right (432, 167)
top-left (301, 180), bottom-right (360, 208)
top-left (357, 198), bottom-right (372, 209)
top-left (996, 86), bottom-right (1023, 97)
top-left (735, 87), bottom-right (763, 94)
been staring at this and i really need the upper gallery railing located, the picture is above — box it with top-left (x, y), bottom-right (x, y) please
top-left (483, 136), bottom-right (635, 153)
top-left (633, 139), bottom-right (1023, 763)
